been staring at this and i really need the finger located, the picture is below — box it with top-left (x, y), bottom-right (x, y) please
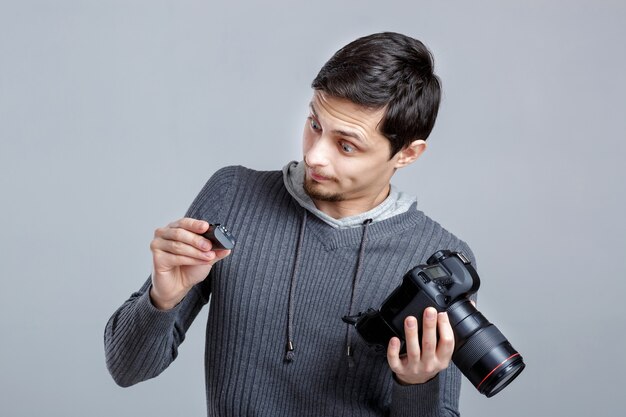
top-left (419, 307), bottom-right (438, 363)
top-left (151, 238), bottom-right (216, 263)
top-left (403, 316), bottom-right (421, 363)
top-left (436, 312), bottom-right (455, 362)
top-left (156, 225), bottom-right (213, 252)
top-left (212, 249), bottom-right (232, 262)
top-left (386, 337), bottom-right (403, 371)
top-left (153, 252), bottom-right (214, 271)
top-left (167, 218), bottom-right (210, 234)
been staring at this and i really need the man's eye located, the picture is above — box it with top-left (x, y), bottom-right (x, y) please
top-left (340, 141), bottom-right (356, 153)
top-left (309, 117), bottom-right (321, 131)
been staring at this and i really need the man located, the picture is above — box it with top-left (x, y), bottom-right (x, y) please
top-left (105, 32), bottom-right (475, 416)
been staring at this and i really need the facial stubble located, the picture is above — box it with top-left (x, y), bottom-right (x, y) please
top-left (303, 176), bottom-right (345, 202)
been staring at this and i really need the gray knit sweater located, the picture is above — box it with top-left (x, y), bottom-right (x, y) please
top-left (104, 165), bottom-right (475, 417)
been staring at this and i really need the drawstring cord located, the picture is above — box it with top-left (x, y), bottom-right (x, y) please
top-left (345, 218), bottom-right (372, 368)
top-left (285, 210), bottom-right (308, 362)
top-left (284, 213), bottom-right (371, 365)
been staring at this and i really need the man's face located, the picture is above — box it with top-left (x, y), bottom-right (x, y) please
top-left (302, 91), bottom-right (405, 215)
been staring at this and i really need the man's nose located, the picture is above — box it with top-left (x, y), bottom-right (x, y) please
top-left (305, 136), bottom-right (331, 167)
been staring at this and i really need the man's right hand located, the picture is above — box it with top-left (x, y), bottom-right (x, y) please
top-left (149, 218), bottom-right (231, 310)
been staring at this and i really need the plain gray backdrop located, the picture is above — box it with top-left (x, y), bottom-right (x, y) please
top-left (1, 1), bottom-right (625, 416)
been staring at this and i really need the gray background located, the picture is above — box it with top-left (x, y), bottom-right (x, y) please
top-left (1, 1), bottom-right (625, 416)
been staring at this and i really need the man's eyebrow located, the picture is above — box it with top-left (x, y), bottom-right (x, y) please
top-left (309, 102), bottom-right (367, 144)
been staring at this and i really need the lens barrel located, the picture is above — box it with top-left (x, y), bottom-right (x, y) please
top-left (447, 300), bottom-right (525, 397)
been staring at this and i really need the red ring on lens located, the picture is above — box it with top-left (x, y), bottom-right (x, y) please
top-left (477, 352), bottom-right (521, 390)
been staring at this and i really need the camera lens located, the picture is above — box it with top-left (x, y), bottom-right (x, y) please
top-left (476, 349), bottom-right (525, 397)
top-left (448, 300), bottom-right (525, 397)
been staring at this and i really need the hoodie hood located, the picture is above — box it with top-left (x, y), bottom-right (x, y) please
top-left (282, 161), bottom-right (415, 229)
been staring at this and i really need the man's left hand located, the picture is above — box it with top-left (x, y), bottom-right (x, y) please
top-left (386, 307), bottom-right (455, 385)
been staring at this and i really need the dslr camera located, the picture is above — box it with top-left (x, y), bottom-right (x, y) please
top-left (343, 250), bottom-right (525, 397)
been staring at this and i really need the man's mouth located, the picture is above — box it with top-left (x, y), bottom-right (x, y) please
top-left (306, 167), bottom-right (332, 182)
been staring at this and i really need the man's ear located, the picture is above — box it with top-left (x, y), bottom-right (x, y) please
top-left (394, 139), bottom-right (427, 168)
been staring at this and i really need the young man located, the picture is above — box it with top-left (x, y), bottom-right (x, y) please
top-left (105, 32), bottom-right (475, 416)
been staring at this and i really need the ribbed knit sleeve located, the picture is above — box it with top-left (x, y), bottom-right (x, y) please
top-left (390, 365), bottom-right (462, 417)
top-left (103, 166), bottom-right (238, 387)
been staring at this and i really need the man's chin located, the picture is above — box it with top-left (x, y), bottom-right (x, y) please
top-left (303, 179), bottom-right (344, 202)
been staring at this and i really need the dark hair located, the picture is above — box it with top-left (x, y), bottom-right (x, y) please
top-left (312, 32), bottom-right (441, 157)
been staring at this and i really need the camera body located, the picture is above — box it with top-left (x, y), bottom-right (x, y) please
top-left (348, 250), bottom-right (478, 349)
top-left (345, 250), bottom-right (525, 397)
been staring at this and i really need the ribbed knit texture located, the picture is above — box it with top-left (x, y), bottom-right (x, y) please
top-left (104, 166), bottom-right (475, 417)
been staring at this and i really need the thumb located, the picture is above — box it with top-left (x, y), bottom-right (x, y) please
top-left (211, 249), bottom-right (232, 263)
